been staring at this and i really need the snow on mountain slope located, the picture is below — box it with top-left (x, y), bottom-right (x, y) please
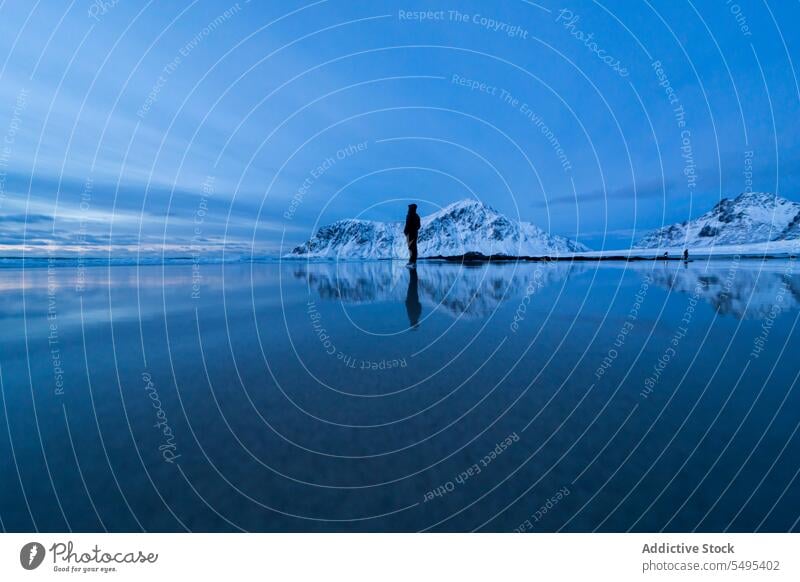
top-left (635, 192), bottom-right (800, 249)
top-left (287, 199), bottom-right (589, 259)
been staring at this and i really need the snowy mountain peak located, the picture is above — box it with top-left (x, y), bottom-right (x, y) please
top-left (636, 191), bottom-right (800, 249)
top-left (287, 199), bottom-right (589, 259)
top-left (426, 198), bottom-right (496, 219)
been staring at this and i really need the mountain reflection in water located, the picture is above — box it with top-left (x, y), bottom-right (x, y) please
top-left (295, 259), bottom-right (799, 321)
top-left (647, 260), bottom-right (800, 319)
top-left (1, 259), bottom-right (799, 532)
top-left (294, 261), bottom-right (584, 319)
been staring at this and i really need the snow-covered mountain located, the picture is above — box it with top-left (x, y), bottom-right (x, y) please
top-left (636, 192), bottom-right (800, 249)
top-left (287, 199), bottom-right (589, 259)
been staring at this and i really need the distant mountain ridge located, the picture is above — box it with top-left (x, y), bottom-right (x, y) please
top-left (287, 199), bottom-right (589, 259)
top-left (636, 192), bottom-right (800, 249)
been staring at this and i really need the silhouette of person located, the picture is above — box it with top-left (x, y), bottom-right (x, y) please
top-left (404, 203), bottom-right (421, 266)
top-left (405, 268), bottom-right (422, 328)
top-left (683, 249), bottom-right (689, 261)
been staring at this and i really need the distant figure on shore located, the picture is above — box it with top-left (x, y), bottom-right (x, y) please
top-left (404, 203), bottom-right (421, 267)
top-left (405, 268), bottom-right (421, 328)
top-left (683, 249), bottom-right (689, 261)
top-left (662, 251), bottom-right (669, 260)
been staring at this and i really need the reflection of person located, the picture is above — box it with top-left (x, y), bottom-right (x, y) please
top-left (405, 268), bottom-right (422, 328)
top-left (404, 203), bottom-right (421, 266)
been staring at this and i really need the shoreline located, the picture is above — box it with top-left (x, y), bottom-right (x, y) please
top-left (1, 252), bottom-right (797, 268)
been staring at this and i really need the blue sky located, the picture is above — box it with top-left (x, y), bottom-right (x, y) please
top-left (0, 0), bottom-right (798, 256)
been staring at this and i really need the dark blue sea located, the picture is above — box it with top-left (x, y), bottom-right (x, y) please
top-left (1, 259), bottom-right (799, 531)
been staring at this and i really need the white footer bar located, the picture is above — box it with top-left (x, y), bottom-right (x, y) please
top-left (1, 533), bottom-right (796, 581)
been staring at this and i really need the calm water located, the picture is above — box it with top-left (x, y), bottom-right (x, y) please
top-left (1, 259), bottom-right (799, 532)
